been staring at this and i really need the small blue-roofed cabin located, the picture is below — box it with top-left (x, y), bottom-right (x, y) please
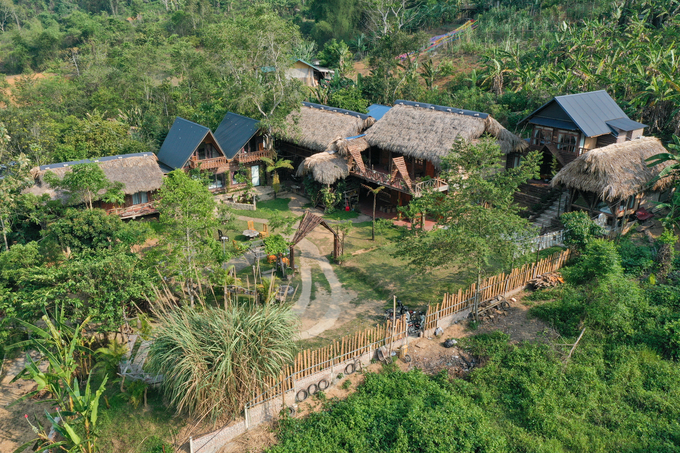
top-left (156, 117), bottom-right (229, 191)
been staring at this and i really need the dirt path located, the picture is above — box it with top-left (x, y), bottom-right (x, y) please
top-left (228, 195), bottom-right (367, 339)
top-left (292, 238), bottom-right (355, 339)
top-left (0, 355), bottom-right (52, 453)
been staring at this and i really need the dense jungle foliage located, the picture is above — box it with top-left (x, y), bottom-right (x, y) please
top-left (1, 0), bottom-right (680, 170)
top-left (270, 238), bottom-right (680, 452)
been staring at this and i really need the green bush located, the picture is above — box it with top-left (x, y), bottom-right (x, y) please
top-left (560, 211), bottom-right (605, 251)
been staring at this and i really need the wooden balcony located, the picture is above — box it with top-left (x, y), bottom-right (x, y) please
top-left (412, 177), bottom-right (448, 197)
top-left (235, 148), bottom-right (273, 164)
top-left (189, 156), bottom-right (228, 170)
top-left (108, 201), bottom-right (158, 219)
top-left (349, 164), bottom-right (448, 197)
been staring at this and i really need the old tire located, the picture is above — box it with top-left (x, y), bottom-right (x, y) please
top-left (345, 363), bottom-right (355, 375)
top-left (308, 383), bottom-right (318, 395)
top-left (296, 389), bottom-right (308, 402)
top-left (402, 354), bottom-right (412, 363)
top-left (318, 379), bottom-right (329, 391)
top-left (500, 301), bottom-right (510, 310)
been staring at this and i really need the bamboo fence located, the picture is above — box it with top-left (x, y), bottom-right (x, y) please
top-left (248, 317), bottom-right (408, 407)
top-left (248, 249), bottom-right (572, 407)
top-left (424, 249), bottom-right (572, 330)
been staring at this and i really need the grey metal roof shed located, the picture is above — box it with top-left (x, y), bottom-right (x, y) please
top-left (519, 90), bottom-right (647, 138)
top-left (156, 117), bottom-right (225, 171)
top-left (213, 113), bottom-right (260, 159)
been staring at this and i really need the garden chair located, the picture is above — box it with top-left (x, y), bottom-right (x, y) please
top-left (260, 224), bottom-right (269, 238)
top-left (247, 220), bottom-right (255, 230)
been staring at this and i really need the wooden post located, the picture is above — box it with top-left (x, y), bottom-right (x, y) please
top-left (289, 245), bottom-right (295, 271)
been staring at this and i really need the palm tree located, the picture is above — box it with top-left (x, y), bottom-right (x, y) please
top-left (362, 184), bottom-right (385, 241)
top-left (261, 156), bottom-right (294, 199)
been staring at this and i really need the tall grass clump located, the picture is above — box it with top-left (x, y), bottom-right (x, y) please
top-left (147, 302), bottom-right (298, 420)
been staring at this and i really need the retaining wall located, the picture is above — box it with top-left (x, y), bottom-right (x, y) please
top-left (189, 344), bottom-right (407, 453)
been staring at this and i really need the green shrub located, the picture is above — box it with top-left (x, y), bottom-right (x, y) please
top-left (560, 211), bottom-right (605, 251)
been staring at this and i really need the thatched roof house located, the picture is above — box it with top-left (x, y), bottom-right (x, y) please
top-left (277, 102), bottom-right (375, 153)
top-left (551, 137), bottom-right (673, 202)
top-left (363, 100), bottom-right (528, 166)
top-left (26, 153), bottom-right (164, 202)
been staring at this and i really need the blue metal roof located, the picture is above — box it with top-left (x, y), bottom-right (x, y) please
top-left (520, 91), bottom-right (648, 137)
top-left (214, 113), bottom-right (260, 159)
top-left (528, 117), bottom-right (578, 131)
top-left (367, 104), bottom-right (392, 121)
top-left (606, 117), bottom-right (647, 132)
top-left (39, 153), bottom-right (156, 171)
top-left (393, 99), bottom-right (489, 119)
top-left (157, 117), bottom-right (212, 170)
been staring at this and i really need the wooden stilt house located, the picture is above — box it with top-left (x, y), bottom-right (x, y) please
top-left (551, 137), bottom-right (674, 231)
top-left (26, 153), bottom-right (164, 219)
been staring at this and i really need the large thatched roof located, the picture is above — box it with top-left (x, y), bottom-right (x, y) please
top-left (296, 152), bottom-right (349, 185)
top-left (277, 102), bottom-right (375, 153)
top-left (26, 153), bottom-right (164, 200)
top-left (364, 100), bottom-right (528, 165)
top-left (551, 137), bottom-right (673, 201)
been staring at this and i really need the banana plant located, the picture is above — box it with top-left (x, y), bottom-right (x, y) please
top-left (13, 373), bottom-right (108, 453)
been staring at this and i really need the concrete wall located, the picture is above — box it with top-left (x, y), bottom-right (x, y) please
top-left (189, 349), bottom-right (404, 453)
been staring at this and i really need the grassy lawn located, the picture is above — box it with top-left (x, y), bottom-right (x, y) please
top-left (309, 264), bottom-right (331, 302)
top-left (98, 388), bottom-right (182, 453)
top-left (230, 198), bottom-right (297, 221)
top-left (324, 210), bottom-right (360, 221)
top-left (316, 222), bottom-right (566, 313)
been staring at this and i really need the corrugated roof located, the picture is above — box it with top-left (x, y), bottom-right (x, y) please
top-left (367, 104), bottom-right (392, 121)
top-left (394, 99), bottom-right (489, 119)
top-left (297, 59), bottom-right (334, 73)
top-left (214, 113), bottom-right (260, 159)
top-left (606, 117), bottom-right (647, 132)
top-left (528, 117), bottom-right (578, 131)
top-left (157, 117), bottom-right (211, 170)
top-left (520, 91), bottom-right (647, 138)
top-left (302, 102), bottom-right (371, 120)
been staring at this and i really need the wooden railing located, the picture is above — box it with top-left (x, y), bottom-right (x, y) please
top-left (189, 156), bottom-right (228, 170)
top-left (107, 201), bottom-right (157, 219)
top-left (413, 178), bottom-right (448, 197)
top-left (350, 163), bottom-right (448, 197)
top-left (530, 139), bottom-right (588, 156)
top-left (235, 148), bottom-right (272, 163)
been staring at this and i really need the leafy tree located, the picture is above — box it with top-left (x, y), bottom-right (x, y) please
top-left (646, 136), bottom-right (680, 229)
top-left (156, 170), bottom-right (219, 306)
top-left (395, 138), bottom-right (540, 319)
top-left (0, 152), bottom-right (31, 251)
top-left (44, 162), bottom-right (124, 210)
top-left (45, 207), bottom-right (147, 253)
top-left (202, 7), bottom-right (306, 147)
top-left (261, 156), bottom-right (294, 199)
top-left (560, 211), bottom-right (605, 252)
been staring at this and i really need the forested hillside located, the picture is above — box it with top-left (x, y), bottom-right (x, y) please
top-left (1, 0), bottom-right (679, 168)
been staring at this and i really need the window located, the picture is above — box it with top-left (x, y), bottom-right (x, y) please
top-left (533, 127), bottom-right (552, 145)
top-left (132, 192), bottom-right (148, 205)
top-left (209, 173), bottom-right (223, 190)
top-left (557, 133), bottom-right (578, 153)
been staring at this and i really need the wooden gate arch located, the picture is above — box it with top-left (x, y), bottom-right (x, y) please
top-left (289, 210), bottom-right (340, 269)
